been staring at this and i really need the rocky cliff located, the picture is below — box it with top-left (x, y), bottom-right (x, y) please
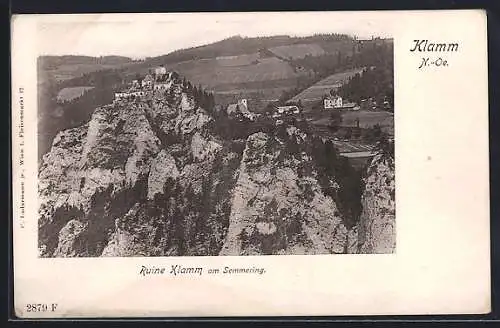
top-left (38, 71), bottom-right (395, 257)
top-left (356, 153), bottom-right (396, 253)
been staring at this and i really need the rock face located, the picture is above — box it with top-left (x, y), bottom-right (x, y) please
top-left (38, 72), bottom-right (224, 257)
top-left (356, 154), bottom-right (396, 253)
top-left (147, 150), bottom-right (179, 200)
top-left (38, 71), bottom-right (395, 257)
top-left (220, 132), bottom-right (347, 255)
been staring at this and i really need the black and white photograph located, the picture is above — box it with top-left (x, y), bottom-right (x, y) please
top-left (36, 14), bottom-right (395, 258)
top-left (12, 10), bottom-right (491, 318)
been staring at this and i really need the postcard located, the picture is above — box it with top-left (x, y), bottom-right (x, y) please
top-left (11, 10), bottom-right (490, 317)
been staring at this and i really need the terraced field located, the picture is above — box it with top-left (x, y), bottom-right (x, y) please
top-left (167, 55), bottom-right (308, 111)
top-left (268, 44), bottom-right (326, 59)
top-left (314, 68), bottom-right (364, 86)
top-left (216, 54), bottom-right (260, 66)
top-left (288, 68), bottom-right (365, 106)
top-left (320, 40), bottom-right (357, 55)
top-left (170, 56), bottom-right (298, 88)
top-left (44, 63), bottom-right (132, 82)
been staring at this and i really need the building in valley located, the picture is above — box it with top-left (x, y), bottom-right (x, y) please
top-left (227, 99), bottom-right (248, 115)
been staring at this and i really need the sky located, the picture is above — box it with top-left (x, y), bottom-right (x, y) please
top-left (35, 12), bottom-right (396, 59)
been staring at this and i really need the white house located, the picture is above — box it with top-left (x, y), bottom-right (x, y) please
top-left (324, 95), bottom-right (343, 109)
top-left (155, 66), bottom-right (167, 76)
top-left (154, 82), bottom-right (172, 91)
